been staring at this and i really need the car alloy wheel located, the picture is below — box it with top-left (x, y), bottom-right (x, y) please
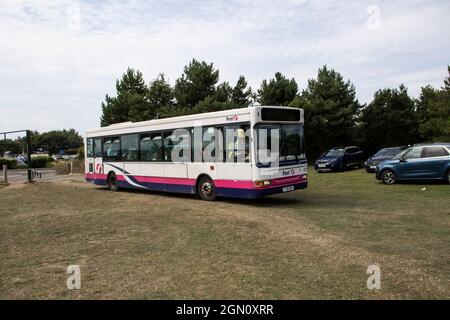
top-left (382, 170), bottom-right (396, 185)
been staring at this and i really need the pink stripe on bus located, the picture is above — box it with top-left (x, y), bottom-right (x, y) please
top-left (133, 175), bottom-right (196, 186)
top-left (214, 180), bottom-right (254, 189)
top-left (85, 173), bottom-right (107, 180)
top-left (86, 173), bottom-right (307, 189)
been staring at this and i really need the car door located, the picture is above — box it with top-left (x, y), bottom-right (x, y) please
top-left (396, 147), bottom-right (422, 179)
top-left (353, 147), bottom-right (364, 163)
top-left (342, 148), bottom-right (352, 167)
top-left (419, 147), bottom-right (450, 178)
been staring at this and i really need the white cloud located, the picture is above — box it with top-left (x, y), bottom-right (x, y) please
top-left (0, 0), bottom-right (449, 135)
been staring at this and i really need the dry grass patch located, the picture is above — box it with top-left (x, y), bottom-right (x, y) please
top-left (0, 169), bottom-right (449, 299)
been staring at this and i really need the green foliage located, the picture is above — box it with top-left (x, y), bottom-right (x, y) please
top-left (214, 81), bottom-right (232, 102)
top-left (174, 59), bottom-right (219, 109)
top-left (30, 156), bottom-right (54, 169)
top-left (0, 158), bottom-right (18, 169)
top-left (148, 74), bottom-right (175, 119)
top-left (30, 129), bottom-right (83, 155)
top-left (101, 68), bottom-right (151, 126)
top-left (231, 76), bottom-right (253, 107)
top-left (77, 146), bottom-right (84, 159)
top-left (416, 66), bottom-right (450, 142)
top-left (360, 85), bottom-right (419, 154)
top-left (258, 72), bottom-right (298, 106)
top-left (290, 66), bottom-right (362, 159)
top-left (0, 139), bottom-right (23, 156)
top-left (96, 61), bottom-right (449, 160)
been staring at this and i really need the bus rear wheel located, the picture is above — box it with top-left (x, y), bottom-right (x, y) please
top-left (107, 172), bottom-right (119, 192)
top-left (197, 176), bottom-right (216, 201)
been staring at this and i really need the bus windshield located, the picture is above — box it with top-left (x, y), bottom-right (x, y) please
top-left (255, 124), bottom-right (305, 166)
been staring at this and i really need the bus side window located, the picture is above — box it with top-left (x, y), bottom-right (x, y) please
top-left (86, 138), bottom-right (93, 157)
top-left (121, 134), bottom-right (139, 161)
top-left (163, 132), bottom-right (175, 162)
top-left (224, 124), bottom-right (250, 163)
top-left (202, 126), bottom-right (215, 162)
top-left (140, 133), bottom-right (162, 161)
top-left (93, 138), bottom-right (102, 158)
top-left (103, 136), bottom-right (121, 161)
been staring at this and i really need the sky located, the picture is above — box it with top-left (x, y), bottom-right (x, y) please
top-left (0, 0), bottom-right (449, 137)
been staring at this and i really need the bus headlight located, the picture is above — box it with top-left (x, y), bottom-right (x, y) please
top-left (255, 180), bottom-right (271, 187)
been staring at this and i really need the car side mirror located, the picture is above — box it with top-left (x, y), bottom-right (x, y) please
top-left (400, 157), bottom-right (406, 162)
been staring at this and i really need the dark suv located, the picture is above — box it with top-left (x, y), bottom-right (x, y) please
top-left (364, 146), bottom-right (407, 173)
top-left (315, 146), bottom-right (365, 172)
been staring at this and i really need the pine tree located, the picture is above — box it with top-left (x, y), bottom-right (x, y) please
top-left (174, 59), bottom-right (219, 109)
top-left (417, 66), bottom-right (450, 142)
top-left (231, 76), bottom-right (253, 107)
top-left (360, 85), bottom-right (418, 154)
top-left (257, 72), bottom-right (298, 106)
top-left (100, 68), bottom-right (150, 126)
top-left (290, 66), bottom-right (362, 159)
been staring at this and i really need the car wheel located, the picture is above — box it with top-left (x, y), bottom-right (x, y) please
top-left (382, 170), bottom-right (396, 185)
top-left (338, 162), bottom-right (345, 171)
top-left (446, 170), bottom-right (450, 184)
top-left (107, 172), bottom-right (119, 191)
top-left (197, 176), bottom-right (216, 201)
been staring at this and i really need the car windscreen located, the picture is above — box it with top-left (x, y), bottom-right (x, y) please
top-left (324, 149), bottom-right (344, 157)
top-left (392, 149), bottom-right (409, 160)
top-left (375, 148), bottom-right (401, 157)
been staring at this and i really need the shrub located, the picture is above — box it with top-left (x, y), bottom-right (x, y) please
top-left (0, 158), bottom-right (18, 169)
top-left (29, 156), bottom-right (54, 169)
top-left (51, 159), bottom-right (85, 174)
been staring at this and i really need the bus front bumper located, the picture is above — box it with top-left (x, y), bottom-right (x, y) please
top-left (216, 180), bottom-right (308, 199)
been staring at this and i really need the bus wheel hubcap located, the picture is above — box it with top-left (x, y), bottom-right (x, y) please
top-left (201, 182), bottom-right (212, 195)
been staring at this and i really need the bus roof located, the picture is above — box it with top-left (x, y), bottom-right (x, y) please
top-left (86, 106), bottom-right (302, 136)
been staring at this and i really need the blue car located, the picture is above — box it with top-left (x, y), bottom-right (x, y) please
top-left (364, 146), bottom-right (407, 173)
top-left (376, 144), bottom-right (450, 184)
top-left (315, 146), bottom-right (365, 172)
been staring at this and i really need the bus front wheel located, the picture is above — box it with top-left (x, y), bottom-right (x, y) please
top-left (197, 176), bottom-right (216, 201)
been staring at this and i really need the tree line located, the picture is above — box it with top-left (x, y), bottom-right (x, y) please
top-left (0, 129), bottom-right (83, 156)
top-left (97, 60), bottom-right (447, 160)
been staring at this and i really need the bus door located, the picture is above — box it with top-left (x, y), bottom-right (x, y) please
top-left (92, 137), bottom-right (103, 175)
top-left (86, 138), bottom-right (94, 173)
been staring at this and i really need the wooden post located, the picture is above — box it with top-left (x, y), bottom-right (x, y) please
top-left (2, 165), bottom-right (7, 183)
top-left (26, 130), bottom-right (32, 182)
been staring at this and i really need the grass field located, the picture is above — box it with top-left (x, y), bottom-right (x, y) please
top-left (0, 169), bottom-right (449, 299)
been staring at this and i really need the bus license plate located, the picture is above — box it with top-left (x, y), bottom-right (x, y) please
top-left (283, 186), bottom-right (294, 192)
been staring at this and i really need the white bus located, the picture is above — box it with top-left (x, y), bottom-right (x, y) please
top-left (85, 106), bottom-right (307, 200)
